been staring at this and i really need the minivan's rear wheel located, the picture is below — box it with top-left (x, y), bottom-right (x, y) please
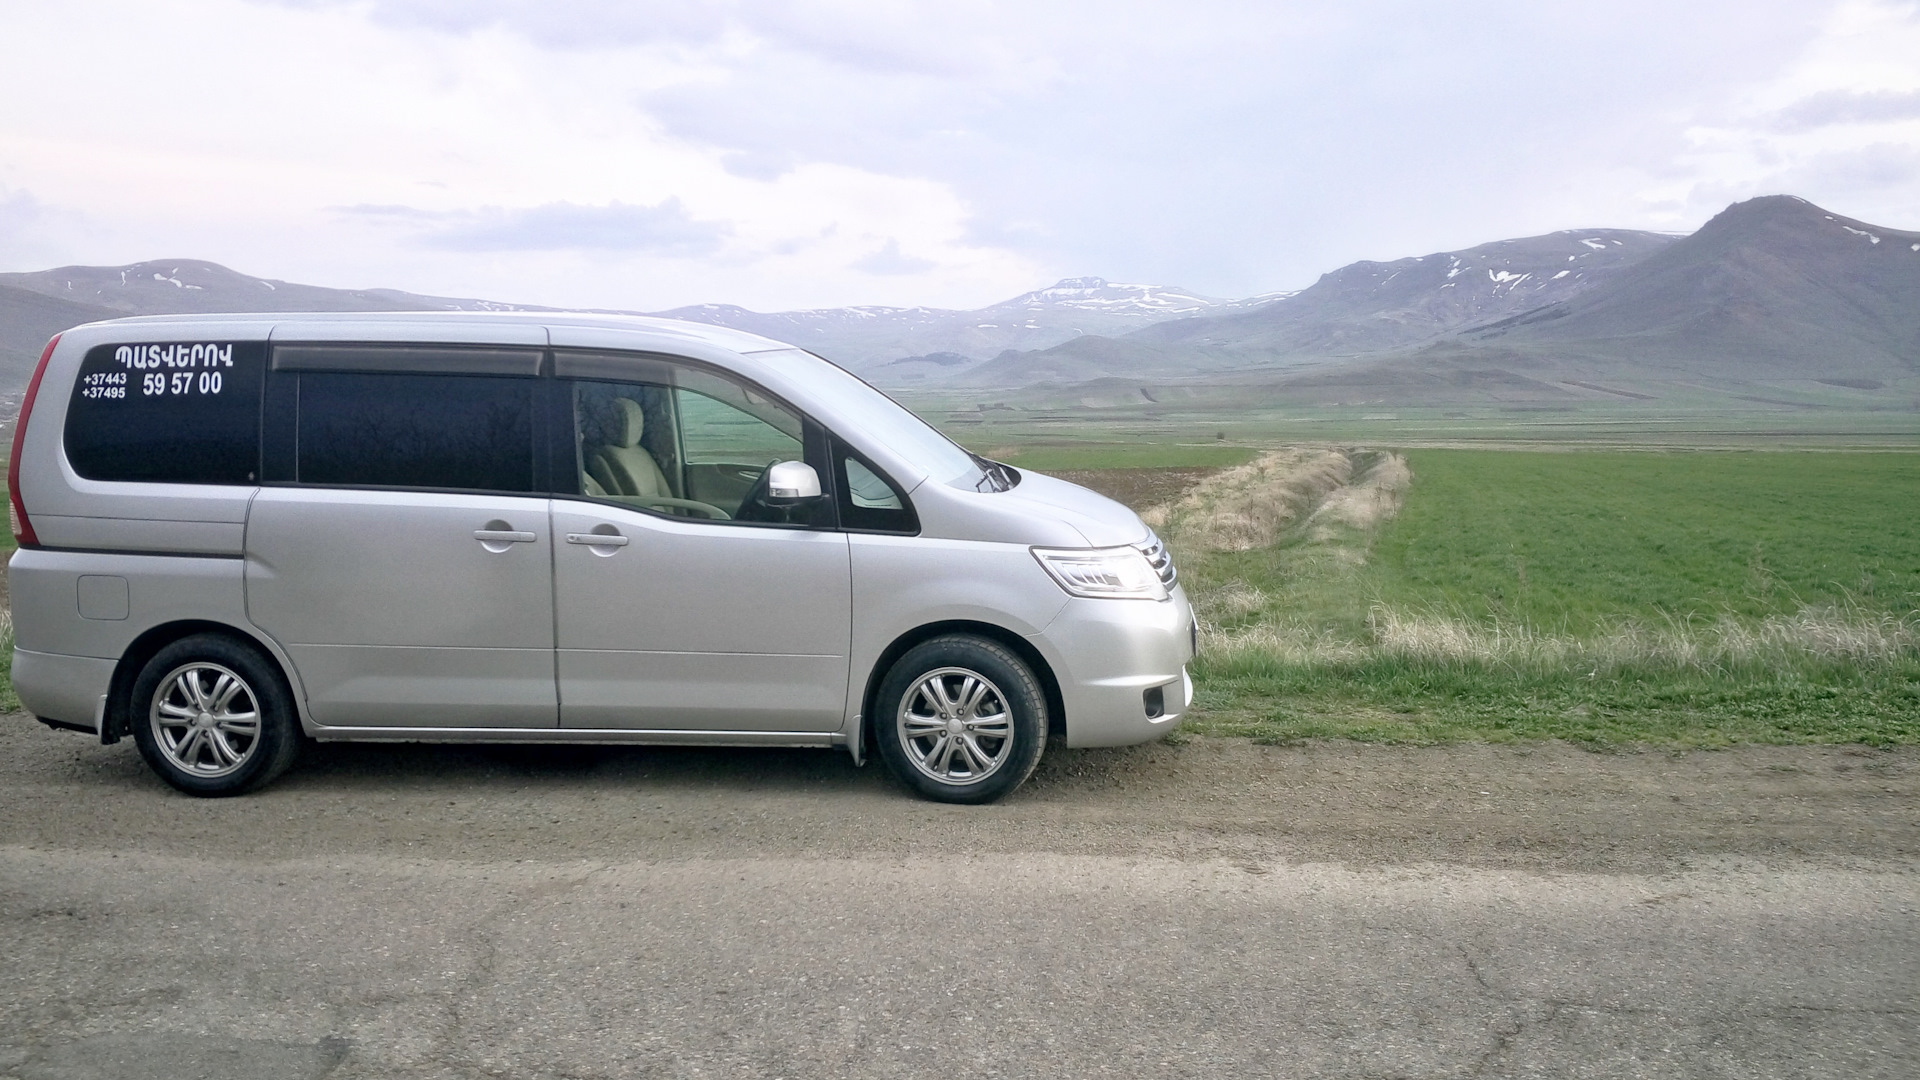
top-left (874, 635), bottom-right (1047, 804)
top-left (130, 634), bottom-right (301, 797)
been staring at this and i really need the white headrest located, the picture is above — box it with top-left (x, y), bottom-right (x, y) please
top-left (613, 397), bottom-right (645, 447)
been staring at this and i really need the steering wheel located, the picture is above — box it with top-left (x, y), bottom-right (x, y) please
top-left (729, 462), bottom-right (780, 523)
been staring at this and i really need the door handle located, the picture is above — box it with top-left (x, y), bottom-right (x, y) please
top-left (566, 532), bottom-right (630, 547)
top-left (473, 530), bottom-right (538, 544)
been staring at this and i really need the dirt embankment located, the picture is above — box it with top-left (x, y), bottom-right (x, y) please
top-left (1144, 447), bottom-right (1410, 553)
top-left (1044, 448), bottom-right (1411, 554)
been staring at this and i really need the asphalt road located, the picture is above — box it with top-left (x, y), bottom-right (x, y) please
top-left (3, 719), bottom-right (1916, 1079)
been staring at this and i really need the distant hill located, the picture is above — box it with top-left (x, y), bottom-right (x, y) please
top-left (0, 285), bottom-right (120, 387)
top-left (657, 277), bottom-right (1266, 378)
top-left (1450, 196), bottom-right (1920, 381)
top-left (1235, 195), bottom-right (1920, 408)
top-left (956, 228), bottom-right (1677, 387)
top-left (951, 195), bottom-right (1919, 412)
top-left (0, 259), bottom-right (539, 318)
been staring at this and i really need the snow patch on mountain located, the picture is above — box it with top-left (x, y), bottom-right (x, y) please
top-left (996, 277), bottom-right (1224, 317)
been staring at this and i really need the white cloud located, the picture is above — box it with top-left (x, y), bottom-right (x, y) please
top-left (1, 0), bottom-right (1913, 312)
top-left (0, 188), bottom-right (70, 268)
top-left (1770, 89), bottom-right (1920, 132)
top-left (1644, 0), bottom-right (1920, 228)
top-left (0, 0), bottom-right (1040, 309)
top-left (343, 199), bottom-right (731, 254)
top-left (852, 239), bottom-right (936, 276)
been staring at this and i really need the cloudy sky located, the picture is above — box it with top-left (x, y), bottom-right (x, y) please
top-left (3, 0), bottom-right (1917, 312)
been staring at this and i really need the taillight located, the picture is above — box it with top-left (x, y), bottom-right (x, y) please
top-left (10, 333), bottom-right (60, 547)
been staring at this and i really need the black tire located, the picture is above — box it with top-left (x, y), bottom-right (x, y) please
top-left (129, 633), bottom-right (302, 797)
top-left (873, 634), bottom-right (1048, 804)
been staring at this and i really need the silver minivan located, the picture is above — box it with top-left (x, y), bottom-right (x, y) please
top-left (9, 312), bottom-right (1193, 802)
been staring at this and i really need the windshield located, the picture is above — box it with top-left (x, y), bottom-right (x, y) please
top-left (761, 349), bottom-right (993, 489)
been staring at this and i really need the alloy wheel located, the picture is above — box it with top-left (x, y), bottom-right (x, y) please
top-left (896, 666), bottom-right (1015, 785)
top-left (149, 662), bottom-right (262, 778)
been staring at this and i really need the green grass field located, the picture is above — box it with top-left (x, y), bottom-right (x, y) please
top-left (1196, 450), bottom-right (1920, 635)
top-left (1368, 450), bottom-right (1920, 628)
top-left (907, 385), bottom-right (1920, 453)
top-left (1145, 448), bottom-right (1920, 747)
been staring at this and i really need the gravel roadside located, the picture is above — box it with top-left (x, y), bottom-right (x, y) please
top-left (4, 716), bottom-right (1914, 871)
top-left (4, 718), bottom-right (1916, 1079)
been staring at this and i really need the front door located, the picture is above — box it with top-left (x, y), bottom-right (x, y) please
top-left (551, 361), bottom-right (851, 731)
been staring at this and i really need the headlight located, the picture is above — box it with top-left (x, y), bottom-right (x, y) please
top-left (1031, 546), bottom-right (1169, 601)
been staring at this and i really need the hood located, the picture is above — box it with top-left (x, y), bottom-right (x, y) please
top-left (907, 464), bottom-right (1157, 547)
top-left (908, 467), bottom-right (1152, 548)
top-left (1002, 470), bottom-right (1151, 547)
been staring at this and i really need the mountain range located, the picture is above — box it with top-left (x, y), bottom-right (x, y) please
top-left (1, 195), bottom-right (1914, 411)
top-left (651, 278), bottom-right (1302, 378)
top-left (946, 227), bottom-right (1680, 387)
top-left (978, 196), bottom-right (1918, 408)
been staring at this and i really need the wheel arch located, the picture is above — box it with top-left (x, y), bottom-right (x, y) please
top-left (104, 620), bottom-right (301, 744)
top-left (859, 620), bottom-right (1067, 756)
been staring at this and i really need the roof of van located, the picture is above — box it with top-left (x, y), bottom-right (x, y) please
top-left (74, 310), bottom-right (799, 356)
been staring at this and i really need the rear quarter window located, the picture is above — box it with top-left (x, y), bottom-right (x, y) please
top-left (63, 341), bottom-right (265, 484)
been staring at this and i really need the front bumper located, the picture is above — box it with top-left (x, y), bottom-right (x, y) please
top-left (1032, 584), bottom-right (1196, 748)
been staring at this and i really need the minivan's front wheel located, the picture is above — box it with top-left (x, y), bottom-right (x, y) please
top-left (875, 635), bottom-right (1047, 804)
top-left (130, 634), bottom-right (301, 797)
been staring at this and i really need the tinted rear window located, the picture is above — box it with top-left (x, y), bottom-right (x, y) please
top-left (63, 341), bottom-right (265, 484)
top-left (296, 372), bottom-right (535, 492)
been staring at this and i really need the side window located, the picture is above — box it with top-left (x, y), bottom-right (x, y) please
top-left (568, 362), bottom-right (822, 526)
top-left (296, 372), bottom-right (535, 492)
top-left (64, 341), bottom-right (265, 484)
top-left (846, 458), bottom-right (902, 509)
top-left (835, 439), bottom-right (917, 534)
top-left (677, 386), bottom-right (802, 469)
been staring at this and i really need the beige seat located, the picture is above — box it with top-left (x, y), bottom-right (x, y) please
top-left (586, 398), bottom-right (673, 499)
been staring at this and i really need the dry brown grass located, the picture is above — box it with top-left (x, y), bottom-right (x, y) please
top-left (1147, 448), bottom-right (1355, 552)
top-left (1305, 453), bottom-right (1410, 540)
top-left (1200, 602), bottom-right (1920, 673)
top-left (1149, 448), bottom-right (1411, 554)
top-left (1201, 580), bottom-right (1270, 621)
top-left (1166, 448), bottom-right (1414, 635)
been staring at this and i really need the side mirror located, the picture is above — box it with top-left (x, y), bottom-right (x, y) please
top-left (765, 460), bottom-right (824, 504)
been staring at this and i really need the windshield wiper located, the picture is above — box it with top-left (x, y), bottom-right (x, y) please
top-left (970, 453), bottom-right (1015, 492)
